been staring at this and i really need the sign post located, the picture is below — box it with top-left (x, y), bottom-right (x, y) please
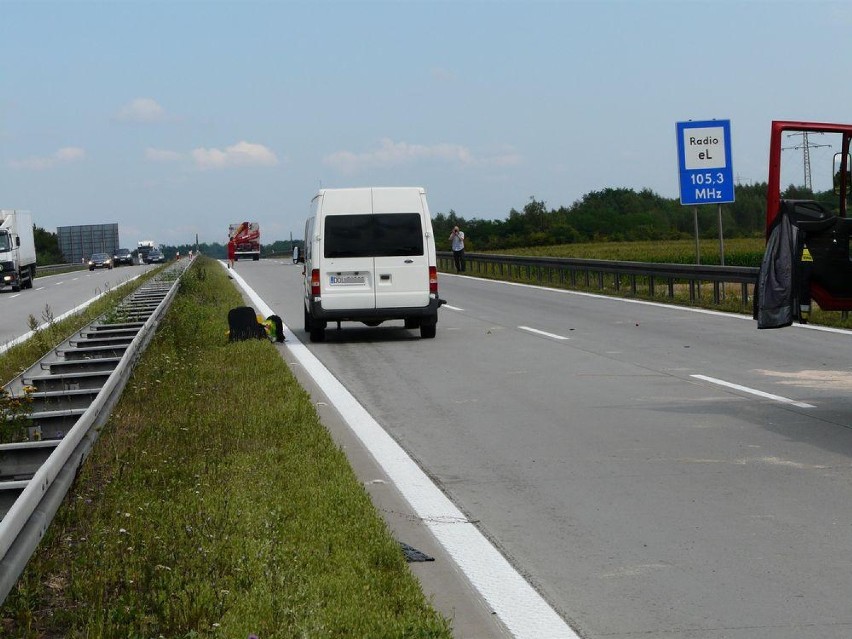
top-left (676, 119), bottom-right (735, 265)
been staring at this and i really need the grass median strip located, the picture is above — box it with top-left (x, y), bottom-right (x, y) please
top-left (1, 257), bottom-right (452, 638)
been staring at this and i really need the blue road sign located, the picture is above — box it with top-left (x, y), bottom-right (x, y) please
top-left (676, 119), bottom-right (735, 205)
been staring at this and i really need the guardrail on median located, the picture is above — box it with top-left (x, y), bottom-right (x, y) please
top-left (35, 263), bottom-right (88, 275)
top-left (437, 251), bottom-right (759, 311)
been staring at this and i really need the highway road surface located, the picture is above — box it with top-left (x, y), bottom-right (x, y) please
top-left (235, 258), bottom-right (852, 639)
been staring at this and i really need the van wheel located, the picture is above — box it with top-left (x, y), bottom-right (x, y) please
top-left (420, 323), bottom-right (436, 339)
top-left (404, 318), bottom-right (420, 329)
top-left (305, 306), bottom-right (326, 342)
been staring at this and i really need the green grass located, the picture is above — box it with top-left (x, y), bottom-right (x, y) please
top-left (0, 257), bottom-right (452, 639)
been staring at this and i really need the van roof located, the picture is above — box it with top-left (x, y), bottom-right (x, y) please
top-left (314, 187), bottom-right (427, 215)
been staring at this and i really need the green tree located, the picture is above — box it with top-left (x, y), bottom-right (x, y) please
top-left (33, 225), bottom-right (63, 264)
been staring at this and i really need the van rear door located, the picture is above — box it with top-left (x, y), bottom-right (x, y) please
top-left (321, 213), bottom-right (377, 311)
top-left (372, 188), bottom-right (430, 309)
top-left (371, 214), bottom-right (428, 309)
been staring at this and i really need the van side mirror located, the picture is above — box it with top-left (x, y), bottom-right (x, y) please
top-left (833, 152), bottom-right (851, 195)
top-left (292, 245), bottom-right (302, 264)
top-left (15, 236), bottom-right (20, 247)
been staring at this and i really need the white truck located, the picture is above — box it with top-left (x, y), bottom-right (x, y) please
top-left (137, 240), bottom-right (155, 264)
top-left (0, 210), bottom-right (37, 292)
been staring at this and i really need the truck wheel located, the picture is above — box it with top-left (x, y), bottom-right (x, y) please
top-left (253, 255), bottom-right (259, 261)
top-left (404, 318), bottom-right (421, 329)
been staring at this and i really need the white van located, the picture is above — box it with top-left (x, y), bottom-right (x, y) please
top-left (296, 187), bottom-right (443, 342)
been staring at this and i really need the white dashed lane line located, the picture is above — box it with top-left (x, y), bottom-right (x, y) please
top-left (691, 374), bottom-right (815, 408)
top-left (518, 325), bottom-right (570, 340)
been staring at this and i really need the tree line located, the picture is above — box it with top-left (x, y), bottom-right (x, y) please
top-left (33, 183), bottom-right (828, 263)
top-left (430, 182), bottom-right (823, 252)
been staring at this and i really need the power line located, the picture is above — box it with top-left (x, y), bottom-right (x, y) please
top-left (783, 132), bottom-right (831, 191)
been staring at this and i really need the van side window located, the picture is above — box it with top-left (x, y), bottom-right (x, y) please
top-left (324, 213), bottom-right (424, 258)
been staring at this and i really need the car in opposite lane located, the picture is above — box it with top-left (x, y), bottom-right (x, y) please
top-left (88, 252), bottom-right (113, 270)
top-left (145, 249), bottom-right (165, 264)
top-left (113, 248), bottom-right (134, 266)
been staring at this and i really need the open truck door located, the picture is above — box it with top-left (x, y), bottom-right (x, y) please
top-left (756, 121), bottom-right (852, 327)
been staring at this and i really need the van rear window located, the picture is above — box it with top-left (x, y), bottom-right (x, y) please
top-left (324, 213), bottom-right (424, 258)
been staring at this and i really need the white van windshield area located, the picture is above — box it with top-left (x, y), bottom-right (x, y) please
top-left (324, 213), bottom-right (424, 258)
top-left (0, 232), bottom-right (11, 252)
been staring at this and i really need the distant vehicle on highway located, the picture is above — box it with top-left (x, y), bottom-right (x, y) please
top-left (145, 249), bottom-right (165, 264)
top-left (113, 248), bottom-right (133, 266)
top-left (0, 209), bottom-right (37, 292)
top-left (88, 252), bottom-right (113, 270)
top-left (137, 240), bottom-right (155, 263)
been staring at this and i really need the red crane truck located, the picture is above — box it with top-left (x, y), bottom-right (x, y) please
top-left (228, 222), bottom-right (261, 262)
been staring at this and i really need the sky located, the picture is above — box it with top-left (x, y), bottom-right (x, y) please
top-left (3, 0), bottom-right (852, 250)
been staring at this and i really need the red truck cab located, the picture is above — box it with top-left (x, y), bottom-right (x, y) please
top-left (765, 121), bottom-right (852, 312)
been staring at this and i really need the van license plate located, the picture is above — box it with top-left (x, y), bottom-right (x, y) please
top-left (330, 275), bottom-right (365, 285)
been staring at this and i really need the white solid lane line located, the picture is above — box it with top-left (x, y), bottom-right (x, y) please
top-left (691, 374), bottom-right (815, 408)
top-left (518, 325), bottom-right (570, 340)
top-left (227, 265), bottom-right (581, 639)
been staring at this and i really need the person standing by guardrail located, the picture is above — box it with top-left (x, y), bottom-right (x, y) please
top-left (450, 225), bottom-right (466, 273)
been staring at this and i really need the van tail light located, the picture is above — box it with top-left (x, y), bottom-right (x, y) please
top-left (429, 266), bottom-right (438, 294)
top-left (311, 269), bottom-right (321, 296)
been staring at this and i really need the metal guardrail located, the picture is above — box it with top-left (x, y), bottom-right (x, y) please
top-left (0, 261), bottom-right (190, 604)
top-left (35, 263), bottom-right (88, 276)
top-left (437, 251), bottom-right (759, 309)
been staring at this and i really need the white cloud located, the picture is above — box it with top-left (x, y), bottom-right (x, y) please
top-left (8, 146), bottom-right (86, 170)
top-left (191, 141), bottom-right (278, 170)
top-left (116, 98), bottom-right (167, 123)
top-left (323, 138), bottom-right (522, 174)
top-left (146, 147), bottom-right (182, 162)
